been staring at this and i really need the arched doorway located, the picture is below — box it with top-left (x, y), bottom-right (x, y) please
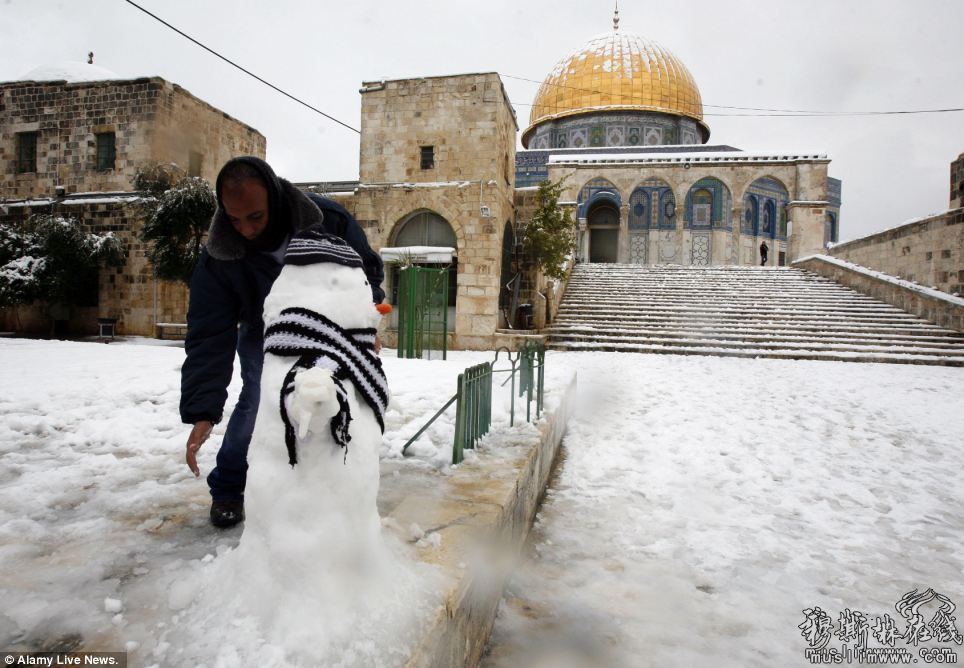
top-left (588, 201), bottom-right (619, 263)
top-left (389, 210), bottom-right (458, 331)
top-left (499, 221), bottom-right (518, 325)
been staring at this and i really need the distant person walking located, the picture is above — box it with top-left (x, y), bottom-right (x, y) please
top-left (760, 241), bottom-right (769, 266)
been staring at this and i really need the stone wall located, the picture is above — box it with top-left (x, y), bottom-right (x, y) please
top-left (355, 73), bottom-right (518, 350)
top-left (827, 209), bottom-right (963, 296)
top-left (1, 77), bottom-right (264, 200)
top-left (152, 82), bottom-right (266, 183)
top-left (1, 75), bottom-right (264, 338)
top-left (950, 152), bottom-right (964, 210)
top-left (794, 255), bottom-right (964, 332)
top-left (359, 73), bottom-right (517, 187)
top-left (0, 198), bottom-right (188, 337)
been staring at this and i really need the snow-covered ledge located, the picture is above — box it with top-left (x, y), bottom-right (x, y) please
top-left (379, 246), bottom-right (455, 264)
top-left (793, 254), bottom-right (964, 332)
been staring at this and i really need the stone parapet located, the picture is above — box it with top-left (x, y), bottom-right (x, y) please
top-left (827, 208), bottom-right (963, 296)
top-left (793, 254), bottom-right (964, 332)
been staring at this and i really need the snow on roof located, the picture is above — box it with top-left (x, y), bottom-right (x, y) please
top-left (61, 195), bottom-right (142, 206)
top-left (3, 198), bottom-right (55, 208)
top-left (380, 246), bottom-right (456, 263)
top-left (548, 150), bottom-right (828, 165)
top-left (3, 193), bottom-right (143, 209)
top-left (14, 61), bottom-right (122, 83)
top-left (359, 180), bottom-right (476, 190)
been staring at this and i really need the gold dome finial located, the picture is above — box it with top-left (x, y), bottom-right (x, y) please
top-left (613, 2), bottom-right (620, 31)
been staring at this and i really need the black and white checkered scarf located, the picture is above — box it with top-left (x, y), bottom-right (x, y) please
top-left (263, 307), bottom-right (388, 466)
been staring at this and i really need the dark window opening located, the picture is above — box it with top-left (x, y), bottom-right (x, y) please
top-left (96, 132), bottom-right (116, 170)
top-left (16, 132), bottom-right (38, 173)
top-left (420, 145), bottom-right (434, 170)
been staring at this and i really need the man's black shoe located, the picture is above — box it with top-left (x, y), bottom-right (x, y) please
top-left (210, 499), bottom-right (245, 528)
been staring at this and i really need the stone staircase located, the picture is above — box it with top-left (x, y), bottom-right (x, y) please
top-left (547, 264), bottom-right (964, 366)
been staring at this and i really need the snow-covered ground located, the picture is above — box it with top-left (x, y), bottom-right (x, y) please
top-left (0, 338), bottom-right (570, 666)
top-left (482, 351), bottom-right (964, 667)
top-left (3, 339), bottom-right (961, 667)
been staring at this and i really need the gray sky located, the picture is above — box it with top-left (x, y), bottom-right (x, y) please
top-left (3, 0), bottom-right (963, 242)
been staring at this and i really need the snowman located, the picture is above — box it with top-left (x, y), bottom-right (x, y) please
top-left (220, 227), bottom-right (393, 655)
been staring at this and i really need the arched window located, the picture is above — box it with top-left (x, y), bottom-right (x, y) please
top-left (393, 210), bottom-right (457, 247)
top-left (745, 177), bottom-right (789, 239)
top-left (825, 212), bottom-right (838, 246)
top-left (763, 200), bottom-right (776, 236)
top-left (686, 178), bottom-right (732, 229)
top-left (743, 195), bottom-right (759, 235)
top-left (691, 189), bottom-right (713, 227)
top-left (629, 189), bottom-right (650, 230)
top-left (576, 177), bottom-right (620, 221)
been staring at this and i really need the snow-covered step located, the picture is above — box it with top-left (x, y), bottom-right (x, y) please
top-left (557, 305), bottom-right (925, 321)
top-left (548, 264), bottom-right (964, 364)
top-left (553, 314), bottom-right (954, 336)
top-left (549, 340), bottom-right (964, 366)
top-left (548, 325), bottom-right (964, 350)
top-left (548, 332), bottom-right (964, 359)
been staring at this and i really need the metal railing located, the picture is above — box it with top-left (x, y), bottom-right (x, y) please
top-left (452, 362), bottom-right (493, 464)
top-left (401, 342), bottom-right (546, 464)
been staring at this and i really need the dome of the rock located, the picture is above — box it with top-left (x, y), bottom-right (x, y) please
top-left (523, 31), bottom-right (708, 147)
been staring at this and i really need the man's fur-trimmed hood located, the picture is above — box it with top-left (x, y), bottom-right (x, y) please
top-left (206, 179), bottom-right (324, 260)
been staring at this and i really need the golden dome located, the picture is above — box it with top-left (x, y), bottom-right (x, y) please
top-left (523, 31), bottom-right (706, 146)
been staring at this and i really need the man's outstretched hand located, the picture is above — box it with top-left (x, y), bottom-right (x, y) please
top-left (186, 420), bottom-right (213, 477)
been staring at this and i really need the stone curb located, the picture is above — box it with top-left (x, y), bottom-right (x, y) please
top-left (379, 374), bottom-right (577, 668)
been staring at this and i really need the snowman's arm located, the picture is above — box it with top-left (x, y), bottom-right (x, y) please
top-left (285, 367), bottom-right (341, 440)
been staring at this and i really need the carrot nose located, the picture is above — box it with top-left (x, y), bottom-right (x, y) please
top-left (375, 303), bottom-right (393, 315)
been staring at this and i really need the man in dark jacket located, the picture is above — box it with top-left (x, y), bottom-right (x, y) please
top-left (180, 156), bottom-right (384, 528)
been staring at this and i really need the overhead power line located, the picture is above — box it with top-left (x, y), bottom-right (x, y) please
top-left (122, 0), bottom-right (360, 134)
top-left (120, 4), bottom-right (961, 123)
top-left (501, 73), bottom-right (964, 118)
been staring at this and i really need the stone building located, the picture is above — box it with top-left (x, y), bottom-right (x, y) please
top-left (299, 19), bottom-right (846, 348)
top-left (3, 18), bottom-right (853, 349)
top-left (303, 72), bottom-right (519, 350)
top-left (514, 23), bottom-right (841, 272)
top-left (0, 63), bottom-right (265, 336)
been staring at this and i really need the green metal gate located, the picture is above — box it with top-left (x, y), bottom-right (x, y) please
top-left (396, 265), bottom-right (449, 360)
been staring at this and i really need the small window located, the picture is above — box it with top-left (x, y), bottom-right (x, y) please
top-left (96, 132), bottom-right (115, 170)
top-left (420, 145), bottom-right (434, 170)
top-left (16, 132), bottom-right (38, 173)
top-left (189, 151), bottom-right (203, 177)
